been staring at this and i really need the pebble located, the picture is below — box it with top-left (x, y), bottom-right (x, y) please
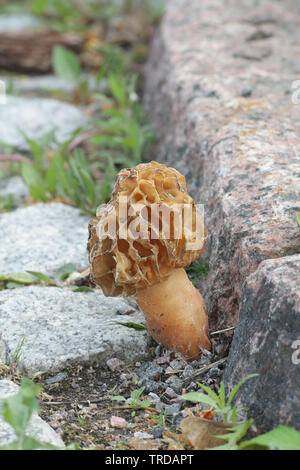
top-left (207, 367), bottom-right (222, 379)
top-left (165, 375), bottom-right (183, 393)
top-left (133, 431), bottom-right (153, 439)
top-left (143, 364), bottom-right (163, 379)
top-left (106, 358), bottom-right (121, 372)
top-left (110, 416), bottom-right (128, 429)
top-left (147, 392), bottom-right (161, 404)
top-left (139, 379), bottom-right (163, 393)
top-left (152, 424), bottom-right (164, 439)
top-left (169, 360), bottom-right (184, 370)
top-left (182, 365), bottom-right (194, 378)
top-left (45, 372), bottom-right (68, 385)
top-left (164, 387), bottom-right (178, 399)
top-left (240, 86), bottom-right (253, 97)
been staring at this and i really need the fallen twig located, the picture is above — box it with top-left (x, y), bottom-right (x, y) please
top-left (210, 326), bottom-right (235, 336)
top-left (182, 357), bottom-right (227, 385)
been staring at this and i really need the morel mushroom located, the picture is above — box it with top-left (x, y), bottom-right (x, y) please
top-left (88, 161), bottom-right (211, 359)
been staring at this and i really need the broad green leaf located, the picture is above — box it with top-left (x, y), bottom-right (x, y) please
top-left (52, 45), bottom-right (81, 83)
top-left (111, 395), bottom-right (126, 402)
top-left (26, 271), bottom-right (52, 284)
top-left (31, 0), bottom-right (48, 15)
top-left (0, 273), bottom-right (35, 284)
top-left (297, 213), bottom-right (300, 227)
top-left (210, 420), bottom-right (253, 450)
top-left (114, 321), bottom-right (147, 330)
top-left (45, 160), bottom-right (59, 194)
top-left (70, 286), bottom-right (94, 293)
top-left (29, 184), bottom-right (48, 202)
top-left (55, 263), bottom-right (77, 281)
top-left (240, 425), bottom-right (300, 450)
top-left (22, 436), bottom-right (61, 450)
top-left (131, 387), bottom-right (145, 401)
top-left (108, 74), bottom-right (127, 107)
top-left (20, 132), bottom-right (43, 167)
top-left (0, 394), bottom-right (32, 436)
top-left (196, 382), bottom-right (221, 406)
top-left (21, 163), bottom-right (46, 191)
top-left (180, 392), bottom-right (217, 409)
top-left (139, 400), bottom-right (152, 408)
top-left (6, 282), bottom-right (25, 289)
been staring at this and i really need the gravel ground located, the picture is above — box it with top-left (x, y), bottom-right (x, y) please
top-left (26, 331), bottom-right (231, 450)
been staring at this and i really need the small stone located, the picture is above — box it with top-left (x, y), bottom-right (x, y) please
top-left (147, 392), bottom-right (161, 404)
top-left (106, 358), bottom-right (121, 372)
top-left (165, 375), bottom-right (183, 393)
top-left (207, 367), bottom-right (222, 379)
top-left (128, 438), bottom-right (159, 450)
top-left (143, 364), bottom-right (163, 380)
top-left (133, 431), bottom-right (153, 439)
top-left (240, 86), bottom-right (253, 97)
top-left (164, 387), bottom-right (178, 399)
top-left (164, 403), bottom-right (181, 416)
top-left (110, 416), bottom-right (127, 429)
top-left (99, 383), bottom-right (107, 392)
top-left (139, 379), bottom-right (163, 393)
top-left (182, 365), bottom-right (194, 378)
top-left (152, 424), bottom-right (164, 439)
top-left (156, 354), bottom-right (170, 365)
top-left (172, 412), bottom-right (184, 427)
top-left (45, 372), bottom-right (68, 385)
top-left (169, 360), bottom-right (183, 370)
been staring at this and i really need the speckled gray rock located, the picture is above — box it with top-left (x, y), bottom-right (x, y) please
top-left (223, 255), bottom-right (300, 431)
top-left (0, 96), bottom-right (87, 152)
top-left (0, 202), bottom-right (89, 276)
top-left (144, 0), bottom-right (300, 329)
top-left (0, 175), bottom-right (29, 205)
top-left (0, 14), bottom-right (41, 32)
top-left (0, 379), bottom-right (65, 448)
top-left (0, 286), bottom-right (150, 375)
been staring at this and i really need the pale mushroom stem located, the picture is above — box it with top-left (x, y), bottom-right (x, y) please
top-left (136, 268), bottom-right (211, 360)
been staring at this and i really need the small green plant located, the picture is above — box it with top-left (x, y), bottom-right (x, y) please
top-left (181, 374), bottom-right (259, 423)
top-left (238, 424), bottom-right (300, 450)
top-left (209, 421), bottom-right (300, 450)
top-left (111, 386), bottom-right (152, 417)
top-left (0, 377), bottom-right (77, 450)
top-left (20, 141), bottom-right (101, 215)
top-left (0, 264), bottom-right (91, 291)
top-left (186, 260), bottom-right (209, 280)
top-left (114, 321), bottom-right (147, 331)
top-left (0, 272), bottom-right (36, 290)
top-left (52, 45), bottom-right (93, 103)
top-left (8, 336), bottom-right (26, 373)
top-left (151, 407), bottom-right (167, 428)
top-left (30, 0), bottom-right (119, 31)
top-left (0, 195), bottom-right (15, 213)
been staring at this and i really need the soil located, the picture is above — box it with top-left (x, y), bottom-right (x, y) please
top-left (36, 333), bottom-right (231, 450)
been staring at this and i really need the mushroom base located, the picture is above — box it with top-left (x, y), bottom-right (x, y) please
top-left (136, 268), bottom-right (211, 360)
